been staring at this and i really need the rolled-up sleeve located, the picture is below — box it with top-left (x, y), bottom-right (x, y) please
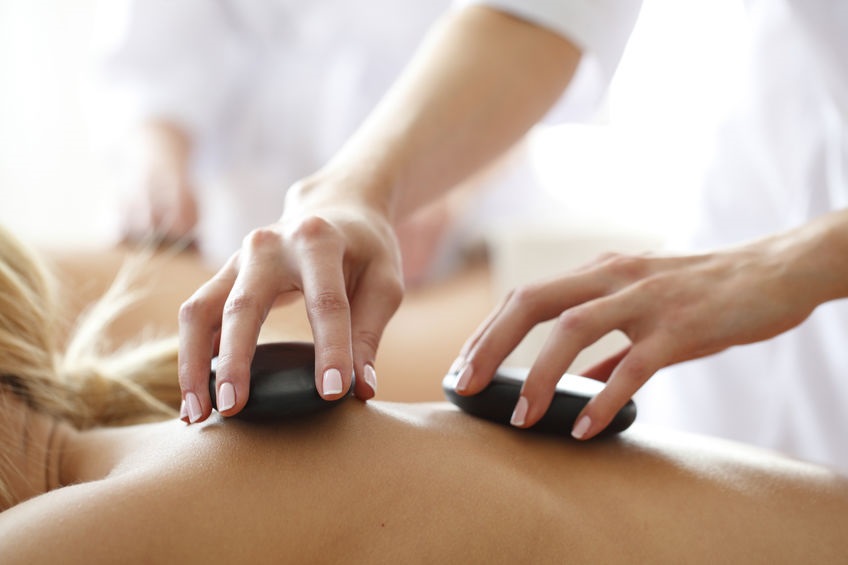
top-left (453, 0), bottom-right (643, 121)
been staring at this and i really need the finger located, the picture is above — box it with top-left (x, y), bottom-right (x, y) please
top-left (454, 290), bottom-right (542, 396)
top-left (178, 254), bottom-right (240, 423)
top-left (462, 272), bottom-right (601, 356)
top-left (456, 291), bottom-right (512, 362)
top-left (514, 298), bottom-right (627, 429)
top-left (449, 291), bottom-right (512, 390)
top-left (216, 230), bottom-right (293, 416)
top-left (293, 219), bottom-right (354, 400)
top-left (579, 345), bottom-right (631, 382)
top-left (571, 339), bottom-right (663, 440)
top-left (459, 275), bottom-right (611, 396)
top-left (349, 265), bottom-right (404, 400)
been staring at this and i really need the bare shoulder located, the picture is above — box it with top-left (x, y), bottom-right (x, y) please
top-left (1, 405), bottom-right (846, 563)
top-left (0, 471), bottom-right (198, 564)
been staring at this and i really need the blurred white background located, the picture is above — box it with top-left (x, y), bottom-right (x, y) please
top-left (0, 0), bottom-right (116, 247)
top-left (0, 0), bottom-right (746, 248)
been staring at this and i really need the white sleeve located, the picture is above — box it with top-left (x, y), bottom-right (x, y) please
top-left (789, 0), bottom-right (848, 112)
top-left (452, 0), bottom-right (643, 121)
top-left (88, 0), bottom-right (248, 144)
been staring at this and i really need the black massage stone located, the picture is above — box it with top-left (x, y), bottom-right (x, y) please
top-left (442, 366), bottom-right (636, 438)
top-left (209, 341), bottom-right (351, 421)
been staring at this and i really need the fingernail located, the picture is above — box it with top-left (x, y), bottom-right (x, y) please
top-left (510, 396), bottom-right (529, 427)
top-left (455, 362), bottom-right (473, 393)
top-left (323, 368), bottom-right (343, 396)
top-left (448, 356), bottom-right (464, 375)
top-left (364, 364), bottom-right (378, 394)
top-left (186, 392), bottom-right (202, 424)
top-left (217, 382), bottom-right (236, 412)
top-left (572, 415), bottom-right (592, 440)
top-left (179, 398), bottom-right (187, 420)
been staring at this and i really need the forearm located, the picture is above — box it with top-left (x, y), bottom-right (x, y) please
top-left (178, 6), bottom-right (580, 413)
top-left (291, 6), bottom-right (580, 220)
top-left (775, 208), bottom-right (848, 307)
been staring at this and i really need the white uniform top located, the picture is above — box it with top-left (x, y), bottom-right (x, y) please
top-left (91, 0), bottom-right (616, 269)
top-left (92, 0), bottom-right (453, 265)
top-left (472, 0), bottom-right (848, 473)
top-left (639, 0), bottom-right (848, 474)
top-left (455, 0), bottom-right (643, 124)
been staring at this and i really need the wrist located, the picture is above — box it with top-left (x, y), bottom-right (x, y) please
top-left (775, 210), bottom-right (848, 306)
top-left (284, 163), bottom-right (399, 222)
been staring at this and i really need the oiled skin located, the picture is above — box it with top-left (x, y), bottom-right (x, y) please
top-left (1, 401), bottom-right (846, 564)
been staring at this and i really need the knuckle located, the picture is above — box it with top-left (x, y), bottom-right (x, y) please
top-left (179, 295), bottom-right (208, 325)
top-left (582, 251), bottom-right (622, 270)
top-left (620, 355), bottom-right (653, 384)
top-left (290, 215), bottom-right (338, 243)
top-left (633, 276), bottom-right (668, 302)
top-left (502, 284), bottom-right (546, 328)
top-left (242, 226), bottom-right (282, 251)
top-left (600, 253), bottom-right (647, 279)
top-left (378, 278), bottom-right (404, 310)
top-left (308, 290), bottom-right (349, 316)
top-left (508, 283), bottom-right (541, 309)
top-left (635, 274), bottom-right (667, 296)
top-left (223, 292), bottom-right (262, 317)
top-left (556, 307), bottom-right (591, 333)
top-left (353, 327), bottom-right (382, 355)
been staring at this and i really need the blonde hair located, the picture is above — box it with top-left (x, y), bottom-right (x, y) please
top-left (0, 224), bottom-right (182, 503)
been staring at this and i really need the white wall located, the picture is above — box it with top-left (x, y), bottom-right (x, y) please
top-left (494, 0), bottom-right (748, 368)
top-left (528, 0), bottom-right (747, 238)
top-left (0, 0), bottom-right (746, 252)
top-left (0, 0), bottom-right (116, 248)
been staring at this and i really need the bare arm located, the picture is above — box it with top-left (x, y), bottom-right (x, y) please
top-left (459, 208), bottom-right (848, 438)
top-left (121, 119), bottom-right (198, 245)
top-left (302, 6), bottom-right (581, 219)
top-left (178, 5), bottom-right (581, 421)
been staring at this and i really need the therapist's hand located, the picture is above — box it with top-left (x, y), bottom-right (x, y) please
top-left (173, 3), bottom-right (586, 422)
top-left (176, 174), bottom-right (403, 422)
top-left (451, 226), bottom-right (843, 440)
top-left (121, 120), bottom-right (198, 246)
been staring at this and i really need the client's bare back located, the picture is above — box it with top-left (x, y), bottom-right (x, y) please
top-left (1, 401), bottom-right (846, 563)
